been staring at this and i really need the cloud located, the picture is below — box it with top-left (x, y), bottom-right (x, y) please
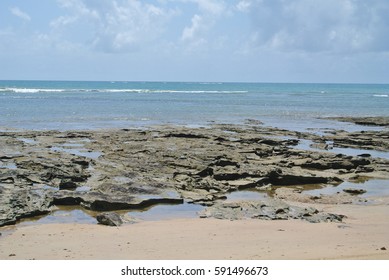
top-left (242, 0), bottom-right (389, 53)
top-left (181, 14), bottom-right (204, 41)
top-left (194, 0), bottom-right (226, 15)
top-left (180, 0), bottom-right (226, 47)
top-left (52, 0), bottom-right (176, 53)
top-left (52, 0), bottom-right (233, 54)
top-left (10, 7), bottom-right (31, 21)
top-left (236, 1), bottom-right (251, 12)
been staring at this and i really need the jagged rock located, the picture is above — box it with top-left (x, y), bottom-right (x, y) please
top-left (0, 123), bottom-right (388, 227)
top-left (96, 212), bottom-right (123, 226)
top-left (0, 187), bottom-right (53, 226)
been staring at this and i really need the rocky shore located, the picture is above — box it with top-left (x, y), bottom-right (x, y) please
top-left (1, 117), bottom-right (389, 226)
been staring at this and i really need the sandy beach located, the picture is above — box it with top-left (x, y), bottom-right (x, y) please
top-left (1, 197), bottom-right (388, 260)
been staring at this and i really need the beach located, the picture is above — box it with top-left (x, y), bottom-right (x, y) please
top-left (1, 198), bottom-right (389, 260)
top-left (2, 0), bottom-right (389, 268)
top-left (1, 117), bottom-right (389, 259)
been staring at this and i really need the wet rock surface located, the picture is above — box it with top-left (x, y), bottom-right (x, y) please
top-left (0, 185), bottom-right (52, 226)
top-left (96, 212), bottom-right (123, 227)
top-left (343, 188), bottom-right (367, 195)
top-left (199, 200), bottom-right (345, 223)
top-left (325, 117), bottom-right (389, 127)
top-left (273, 187), bottom-right (368, 205)
top-left (1, 117), bottom-right (389, 226)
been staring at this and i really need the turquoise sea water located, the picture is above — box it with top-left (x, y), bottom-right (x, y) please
top-left (1, 80), bottom-right (388, 131)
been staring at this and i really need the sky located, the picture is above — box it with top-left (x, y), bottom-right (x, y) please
top-left (1, 0), bottom-right (389, 83)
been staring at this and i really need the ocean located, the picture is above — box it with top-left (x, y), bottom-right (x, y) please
top-left (1, 80), bottom-right (388, 131)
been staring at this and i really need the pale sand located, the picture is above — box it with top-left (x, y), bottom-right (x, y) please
top-left (0, 200), bottom-right (388, 260)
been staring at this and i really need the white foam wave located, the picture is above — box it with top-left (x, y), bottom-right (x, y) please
top-left (1, 87), bottom-right (66, 93)
top-left (373, 94), bottom-right (388, 97)
top-left (0, 87), bottom-right (248, 94)
top-left (101, 89), bottom-right (248, 94)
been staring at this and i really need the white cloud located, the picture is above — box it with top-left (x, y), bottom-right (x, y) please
top-left (243, 0), bottom-right (389, 53)
top-left (180, 0), bottom-right (227, 46)
top-left (195, 0), bottom-right (225, 15)
top-left (50, 16), bottom-right (78, 28)
top-left (236, 1), bottom-right (251, 13)
top-left (181, 14), bottom-right (204, 41)
top-left (52, 0), bottom-right (176, 53)
top-left (10, 7), bottom-right (31, 21)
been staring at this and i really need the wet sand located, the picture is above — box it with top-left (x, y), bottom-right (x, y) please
top-left (1, 198), bottom-right (388, 260)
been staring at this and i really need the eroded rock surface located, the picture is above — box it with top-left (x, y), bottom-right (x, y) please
top-left (199, 200), bottom-right (345, 223)
top-left (325, 117), bottom-right (389, 127)
top-left (1, 118), bottom-right (389, 226)
top-left (96, 212), bottom-right (123, 227)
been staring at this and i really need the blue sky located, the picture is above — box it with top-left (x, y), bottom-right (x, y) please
top-left (1, 0), bottom-right (389, 83)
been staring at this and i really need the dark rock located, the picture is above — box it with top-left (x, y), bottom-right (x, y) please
top-left (212, 158), bottom-right (240, 168)
top-left (71, 159), bottom-right (90, 167)
top-left (165, 133), bottom-right (208, 139)
top-left (53, 195), bottom-right (83, 206)
top-left (267, 172), bottom-right (336, 185)
top-left (213, 172), bottom-right (249, 181)
top-left (351, 158), bottom-right (371, 166)
top-left (358, 154), bottom-right (371, 158)
top-left (96, 212), bottom-right (123, 226)
top-left (53, 191), bottom-right (184, 211)
top-left (343, 188), bottom-right (367, 195)
top-left (59, 179), bottom-right (78, 190)
top-left (285, 139), bottom-right (299, 146)
top-left (259, 139), bottom-right (282, 146)
top-left (197, 167), bottom-right (214, 177)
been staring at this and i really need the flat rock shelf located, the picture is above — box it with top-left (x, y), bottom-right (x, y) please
top-left (1, 117), bottom-right (389, 226)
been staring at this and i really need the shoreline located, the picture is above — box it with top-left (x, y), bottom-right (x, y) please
top-left (1, 117), bottom-right (389, 259)
top-left (1, 197), bottom-right (389, 260)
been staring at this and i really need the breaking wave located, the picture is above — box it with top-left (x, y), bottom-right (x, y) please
top-left (0, 87), bottom-right (248, 94)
